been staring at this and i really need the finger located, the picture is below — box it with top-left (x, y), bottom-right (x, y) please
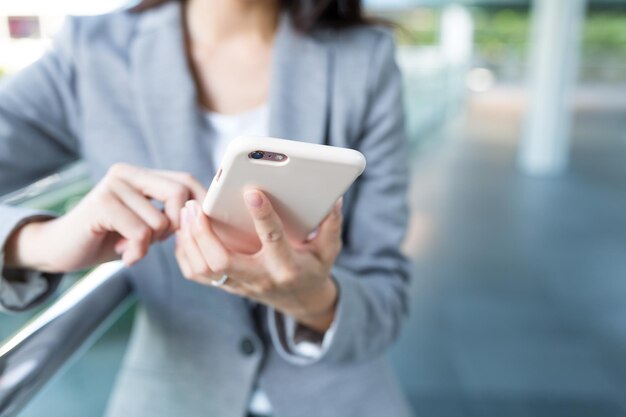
top-left (110, 164), bottom-right (194, 230)
top-left (112, 178), bottom-right (171, 240)
top-left (186, 200), bottom-right (268, 287)
top-left (176, 227), bottom-right (250, 293)
top-left (174, 232), bottom-right (194, 278)
top-left (179, 206), bottom-right (219, 279)
top-left (99, 196), bottom-right (153, 265)
top-left (243, 190), bottom-right (293, 263)
top-left (155, 171), bottom-right (207, 201)
top-left (185, 200), bottom-right (235, 274)
top-left (309, 197), bottom-right (344, 264)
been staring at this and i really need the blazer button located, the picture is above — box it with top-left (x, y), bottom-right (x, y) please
top-left (240, 338), bottom-right (256, 356)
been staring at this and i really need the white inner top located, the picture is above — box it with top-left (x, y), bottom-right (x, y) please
top-left (204, 104), bottom-right (270, 171)
top-left (203, 104), bottom-right (334, 415)
top-left (205, 104), bottom-right (275, 415)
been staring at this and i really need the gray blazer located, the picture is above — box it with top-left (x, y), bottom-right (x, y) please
top-left (0, 3), bottom-right (412, 417)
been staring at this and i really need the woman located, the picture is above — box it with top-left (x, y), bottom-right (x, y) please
top-left (0, 0), bottom-right (411, 416)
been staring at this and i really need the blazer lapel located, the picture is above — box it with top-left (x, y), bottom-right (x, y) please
top-left (269, 16), bottom-right (330, 145)
top-left (130, 4), bottom-right (331, 183)
top-left (131, 2), bottom-right (215, 182)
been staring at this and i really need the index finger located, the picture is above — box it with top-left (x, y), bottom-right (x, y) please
top-left (243, 189), bottom-right (293, 263)
top-left (114, 166), bottom-right (196, 230)
top-left (154, 171), bottom-right (207, 201)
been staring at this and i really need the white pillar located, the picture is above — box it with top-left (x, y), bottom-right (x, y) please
top-left (519, 0), bottom-right (587, 176)
top-left (439, 4), bottom-right (474, 122)
top-left (440, 5), bottom-right (474, 67)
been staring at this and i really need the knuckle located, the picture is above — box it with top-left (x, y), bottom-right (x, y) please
top-left (239, 288), bottom-right (253, 298)
top-left (190, 265), bottom-right (206, 278)
top-left (108, 162), bottom-right (130, 177)
top-left (93, 172), bottom-right (117, 192)
top-left (135, 226), bottom-right (152, 243)
top-left (179, 172), bottom-right (195, 184)
top-left (257, 280), bottom-right (276, 294)
top-left (90, 187), bottom-right (111, 205)
top-left (171, 186), bottom-right (189, 202)
top-left (198, 264), bottom-right (213, 277)
top-left (188, 266), bottom-right (201, 278)
top-left (276, 264), bottom-right (300, 284)
top-left (261, 228), bottom-right (283, 243)
top-left (255, 208), bottom-right (274, 222)
top-left (155, 216), bottom-right (169, 232)
top-left (211, 257), bottom-right (231, 275)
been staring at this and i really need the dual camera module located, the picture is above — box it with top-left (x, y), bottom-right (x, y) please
top-left (248, 150), bottom-right (287, 162)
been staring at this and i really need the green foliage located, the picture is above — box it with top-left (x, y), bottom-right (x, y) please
top-left (582, 11), bottom-right (626, 82)
top-left (473, 9), bottom-right (528, 59)
top-left (388, 6), bottom-right (626, 83)
top-left (584, 12), bottom-right (626, 54)
top-left (390, 9), bottom-right (440, 46)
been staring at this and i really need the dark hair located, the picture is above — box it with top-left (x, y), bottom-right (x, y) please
top-left (130, 0), bottom-right (371, 33)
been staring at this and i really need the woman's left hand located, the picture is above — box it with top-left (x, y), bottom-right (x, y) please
top-left (175, 190), bottom-right (342, 333)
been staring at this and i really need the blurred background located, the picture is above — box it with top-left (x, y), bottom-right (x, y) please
top-left (1, 0), bottom-right (626, 416)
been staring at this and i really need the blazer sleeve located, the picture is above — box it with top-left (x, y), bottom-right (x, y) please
top-left (269, 31), bottom-right (411, 364)
top-left (0, 18), bottom-right (81, 312)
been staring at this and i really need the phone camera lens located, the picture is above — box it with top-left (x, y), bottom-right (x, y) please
top-left (250, 151), bottom-right (264, 160)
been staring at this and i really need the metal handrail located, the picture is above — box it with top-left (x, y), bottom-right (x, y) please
top-left (0, 162), bottom-right (91, 208)
top-left (0, 262), bottom-right (134, 417)
top-left (0, 162), bottom-right (129, 416)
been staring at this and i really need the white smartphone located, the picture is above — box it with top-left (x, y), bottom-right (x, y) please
top-left (202, 136), bottom-right (366, 253)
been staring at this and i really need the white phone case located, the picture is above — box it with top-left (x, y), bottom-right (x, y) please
top-left (202, 136), bottom-right (366, 253)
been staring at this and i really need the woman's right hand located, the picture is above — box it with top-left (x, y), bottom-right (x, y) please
top-left (4, 163), bottom-right (206, 273)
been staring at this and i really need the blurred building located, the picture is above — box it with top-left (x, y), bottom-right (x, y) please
top-left (0, 0), bottom-right (126, 73)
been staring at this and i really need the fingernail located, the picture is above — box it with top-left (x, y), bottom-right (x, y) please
top-left (307, 227), bottom-right (320, 241)
top-left (245, 191), bottom-right (263, 208)
top-left (332, 199), bottom-right (343, 218)
top-left (185, 200), bottom-right (199, 222)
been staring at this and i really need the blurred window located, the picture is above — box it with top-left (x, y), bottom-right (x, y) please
top-left (8, 16), bottom-right (41, 39)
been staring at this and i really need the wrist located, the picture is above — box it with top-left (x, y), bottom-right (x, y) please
top-left (4, 218), bottom-right (56, 272)
top-left (290, 278), bottom-right (338, 333)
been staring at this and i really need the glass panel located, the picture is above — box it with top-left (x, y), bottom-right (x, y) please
top-left (0, 164), bottom-right (131, 417)
top-left (0, 164), bottom-right (93, 342)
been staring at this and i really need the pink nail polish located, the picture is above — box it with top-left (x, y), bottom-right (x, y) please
top-left (245, 191), bottom-right (263, 208)
top-left (185, 201), bottom-right (198, 222)
top-left (307, 227), bottom-right (320, 241)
